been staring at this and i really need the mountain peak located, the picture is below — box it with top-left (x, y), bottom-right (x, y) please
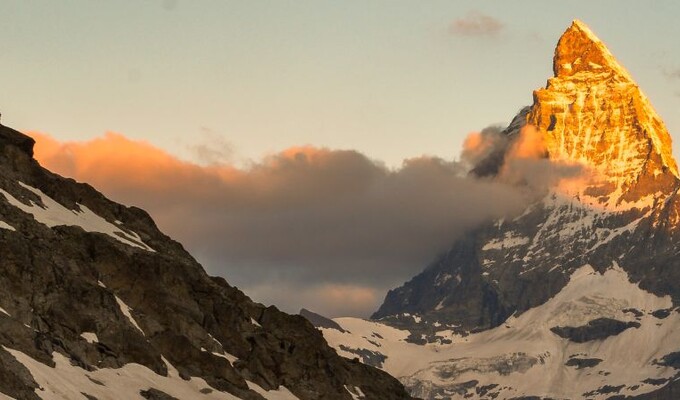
top-left (553, 20), bottom-right (633, 81)
top-left (528, 21), bottom-right (678, 205)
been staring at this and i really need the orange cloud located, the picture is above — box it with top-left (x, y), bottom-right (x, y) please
top-left (462, 132), bottom-right (486, 157)
top-left (30, 131), bottom-right (239, 194)
top-left (506, 125), bottom-right (547, 160)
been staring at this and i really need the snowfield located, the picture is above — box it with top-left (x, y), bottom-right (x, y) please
top-left (321, 264), bottom-right (680, 399)
top-left (3, 349), bottom-right (301, 400)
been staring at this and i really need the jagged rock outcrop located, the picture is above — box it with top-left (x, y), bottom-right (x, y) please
top-left (0, 122), bottom-right (415, 399)
top-left (320, 21), bottom-right (680, 399)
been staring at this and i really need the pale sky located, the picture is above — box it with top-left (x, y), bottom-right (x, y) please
top-left (1, 1), bottom-right (680, 167)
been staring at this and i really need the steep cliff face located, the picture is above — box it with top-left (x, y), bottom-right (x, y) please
top-left (324, 21), bottom-right (680, 399)
top-left (0, 123), bottom-right (415, 399)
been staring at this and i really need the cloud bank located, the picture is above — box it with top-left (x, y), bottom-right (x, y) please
top-left (28, 126), bottom-right (575, 317)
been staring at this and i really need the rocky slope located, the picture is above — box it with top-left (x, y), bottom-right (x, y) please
top-left (317, 21), bottom-right (680, 399)
top-left (0, 123), bottom-right (415, 399)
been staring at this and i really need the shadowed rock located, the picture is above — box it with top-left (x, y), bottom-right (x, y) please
top-left (300, 309), bottom-right (347, 333)
top-left (550, 318), bottom-right (640, 343)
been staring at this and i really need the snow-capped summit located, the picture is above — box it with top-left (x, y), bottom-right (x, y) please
top-left (531, 20), bottom-right (678, 207)
top-left (316, 21), bottom-right (680, 399)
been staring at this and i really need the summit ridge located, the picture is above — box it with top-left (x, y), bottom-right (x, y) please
top-left (553, 20), bottom-right (634, 80)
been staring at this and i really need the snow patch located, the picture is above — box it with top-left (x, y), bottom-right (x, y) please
top-left (344, 385), bottom-right (366, 399)
top-left (246, 380), bottom-right (300, 400)
top-left (435, 273), bottom-right (452, 286)
top-left (212, 351), bottom-right (238, 364)
top-left (114, 295), bottom-right (145, 336)
top-left (80, 332), bottom-right (99, 344)
top-left (4, 347), bottom-right (240, 399)
top-left (0, 220), bottom-right (15, 231)
top-left (482, 231), bottom-right (530, 251)
top-left (200, 347), bottom-right (238, 364)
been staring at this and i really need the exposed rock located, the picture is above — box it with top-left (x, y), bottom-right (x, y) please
top-left (624, 308), bottom-right (645, 318)
top-left (300, 309), bottom-right (347, 333)
top-left (654, 352), bottom-right (680, 369)
top-left (652, 309), bottom-right (672, 319)
top-left (0, 124), bottom-right (34, 157)
top-left (565, 357), bottom-right (602, 369)
top-left (642, 378), bottom-right (669, 386)
top-left (140, 388), bottom-right (180, 400)
top-left (550, 318), bottom-right (640, 343)
top-left (583, 384), bottom-right (625, 397)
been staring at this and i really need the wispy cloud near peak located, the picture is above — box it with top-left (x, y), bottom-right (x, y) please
top-left (449, 11), bottom-right (504, 37)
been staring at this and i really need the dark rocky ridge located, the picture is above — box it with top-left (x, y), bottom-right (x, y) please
top-left (0, 124), bottom-right (416, 399)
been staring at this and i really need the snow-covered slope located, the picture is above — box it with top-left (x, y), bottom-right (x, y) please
top-left (322, 264), bottom-right (680, 399)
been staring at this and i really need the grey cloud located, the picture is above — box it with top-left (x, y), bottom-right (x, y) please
top-left (151, 151), bottom-right (529, 316)
top-left (35, 133), bottom-right (532, 317)
top-left (449, 12), bottom-right (504, 37)
top-left (38, 125), bottom-right (587, 317)
top-left (460, 125), bottom-right (507, 169)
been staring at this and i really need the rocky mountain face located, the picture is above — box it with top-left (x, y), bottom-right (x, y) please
top-left (0, 124), bottom-right (415, 399)
top-left (317, 21), bottom-right (680, 399)
top-left (530, 20), bottom-right (678, 206)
